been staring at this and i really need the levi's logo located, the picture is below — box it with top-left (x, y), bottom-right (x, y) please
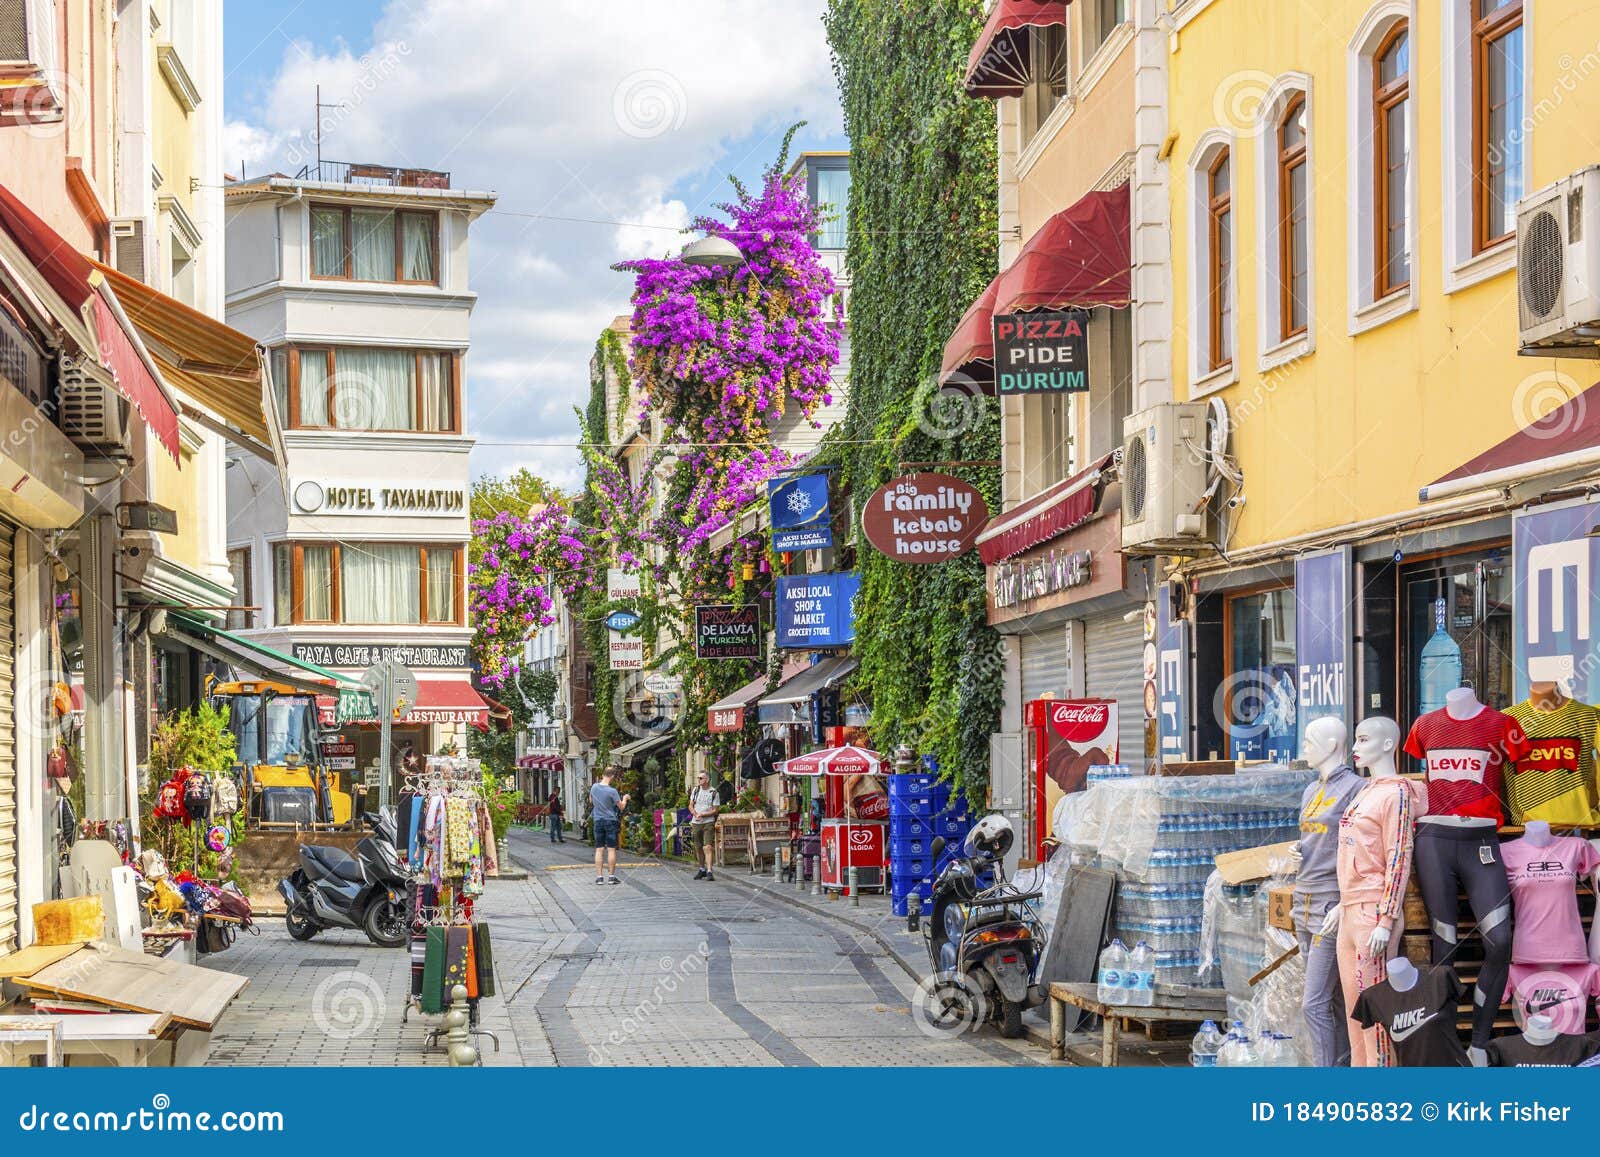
top-left (1426, 748), bottom-right (1489, 782)
top-left (1519, 739), bottom-right (1580, 774)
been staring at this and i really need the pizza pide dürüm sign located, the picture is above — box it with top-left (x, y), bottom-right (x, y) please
top-left (991, 309), bottom-right (1090, 395)
top-left (693, 605), bottom-right (761, 660)
top-left (861, 472), bottom-right (989, 564)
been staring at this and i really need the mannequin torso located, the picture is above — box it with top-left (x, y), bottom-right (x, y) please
top-left (1419, 689), bottom-right (1494, 828)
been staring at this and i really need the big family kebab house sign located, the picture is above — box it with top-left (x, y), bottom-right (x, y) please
top-left (861, 472), bottom-right (988, 564)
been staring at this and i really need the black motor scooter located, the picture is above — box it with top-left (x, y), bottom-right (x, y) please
top-left (278, 809), bottom-right (408, 947)
top-left (906, 814), bottom-right (1045, 1038)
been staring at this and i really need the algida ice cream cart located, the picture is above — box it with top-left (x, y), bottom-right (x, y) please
top-left (784, 744), bottom-right (887, 895)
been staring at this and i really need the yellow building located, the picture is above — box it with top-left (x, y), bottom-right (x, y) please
top-left (1164, 0), bottom-right (1600, 757)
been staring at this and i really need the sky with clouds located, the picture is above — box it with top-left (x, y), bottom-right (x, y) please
top-left (222, 0), bottom-right (846, 491)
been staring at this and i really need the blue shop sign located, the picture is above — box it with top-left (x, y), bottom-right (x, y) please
top-left (1157, 594), bottom-right (1190, 764)
top-left (1514, 500), bottom-right (1600, 701)
top-left (776, 572), bottom-right (859, 649)
top-left (605, 609), bottom-right (642, 633)
top-left (769, 473), bottom-right (833, 552)
top-left (1294, 547), bottom-right (1351, 747)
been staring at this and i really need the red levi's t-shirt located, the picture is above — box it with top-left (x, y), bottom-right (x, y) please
top-left (1403, 706), bottom-right (1531, 825)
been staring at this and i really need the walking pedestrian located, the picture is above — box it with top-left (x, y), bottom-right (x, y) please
top-left (689, 770), bottom-right (720, 881)
top-left (590, 769), bottom-right (627, 884)
top-left (547, 789), bottom-right (566, 843)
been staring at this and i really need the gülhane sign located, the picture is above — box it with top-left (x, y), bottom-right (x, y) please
top-left (991, 309), bottom-right (1090, 395)
top-left (861, 473), bottom-right (988, 564)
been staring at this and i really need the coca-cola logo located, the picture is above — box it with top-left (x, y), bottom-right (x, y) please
top-left (1049, 700), bottom-right (1113, 743)
top-left (853, 792), bottom-right (889, 820)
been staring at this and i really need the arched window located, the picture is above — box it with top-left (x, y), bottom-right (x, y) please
top-left (1374, 22), bottom-right (1410, 296)
top-left (1277, 95), bottom-right (1309, 339)
top-left (1207, 150), bottom-right (1233, 371)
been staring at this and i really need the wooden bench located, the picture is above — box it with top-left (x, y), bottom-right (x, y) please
top-left (1047, 981), bottom-right (1227, 1066)
top-left (714, 812), bottom-right (762, 868)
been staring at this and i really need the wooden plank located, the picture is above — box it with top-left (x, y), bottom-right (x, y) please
top-left (20, 944), bottom-right (248, 1029)
top-left (1039, 864), bottom-right (1117, 1035)
top-left (1214, 841), bottom-right (1297, 885)
top-left (0, 942), bottom-right (86, 980)
top-left (56, 1012), bottom-right (171, 1040)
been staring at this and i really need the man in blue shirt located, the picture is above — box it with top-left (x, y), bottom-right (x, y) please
top-left (589, 769), bottom-right (628, 884)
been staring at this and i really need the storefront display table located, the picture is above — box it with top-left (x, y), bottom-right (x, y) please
top-left (1047, 981), bottom-right (1227, 1066)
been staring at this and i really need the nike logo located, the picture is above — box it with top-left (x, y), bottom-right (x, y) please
top-left (1387, 1011), bottom-right (1441, 1042)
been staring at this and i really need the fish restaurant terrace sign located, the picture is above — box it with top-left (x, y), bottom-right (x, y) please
top-left (861, 473), bottom-right (988, 564)
top-left (991, 309), bottom-right (1090, 395)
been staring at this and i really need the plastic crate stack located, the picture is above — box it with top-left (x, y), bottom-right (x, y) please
top-left (887, 774), bottom-right (972, 917)
top-left (1091, 770), bottom-right (1309, 991)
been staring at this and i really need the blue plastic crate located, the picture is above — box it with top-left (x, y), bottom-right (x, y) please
top-left (888, 773), bottom-right (938, 796)
top-left (890, 874), bottom-right (933, 896)
top-left (889, 817), bottom-right (932, 840)
top-left (931, 813), bottom-right (972, 836)
top-left (891, 855), bottom-right (934, 879)
top-left (888, 796), bottom-right (935, 817)
top-left (890, 834), bottom-right (932, 859)
top-left (891, 894), bottom-right (932, 917)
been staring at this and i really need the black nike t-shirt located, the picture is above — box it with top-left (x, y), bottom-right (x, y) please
top-left (1352, 969), bottom-right (1470, 1067)
top-left (1485, 1032), bottom-right (1600, 1068)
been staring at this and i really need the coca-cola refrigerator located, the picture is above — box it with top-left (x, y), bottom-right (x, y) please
top-left (819, 819), bottom-right (884, 893)
top-left (1023, 697), bottom-right (1119, 861)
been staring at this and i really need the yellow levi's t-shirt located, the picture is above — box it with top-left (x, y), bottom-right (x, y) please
top-left (1503, 699), bottom-right (1600, 826)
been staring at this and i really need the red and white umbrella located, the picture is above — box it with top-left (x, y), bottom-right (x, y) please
top-left (782, 744), bottom-right (884, 778)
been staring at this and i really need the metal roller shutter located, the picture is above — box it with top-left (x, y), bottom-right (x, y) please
top-left (0, 524), bottom-right (14, 952)
top-left (1085, 613), bottom-right (1146, 766)
top-left (1019, 626), bottom-right (1072, 705)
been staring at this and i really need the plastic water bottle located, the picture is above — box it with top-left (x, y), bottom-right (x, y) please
top-left (1217, 1032), bottom-right (1244, 1067)
top-left (1418, 597), bottom-right (1463, 716)
top-left (1097, 939), bottom-right (1129, 1004)
top-left (1190, 1020), bottom-right (1224, 1067)
top-left (1258, 1033), bottom-right (1298, 1067)
top-left (1129, 940), bottom-right (1156, 1007)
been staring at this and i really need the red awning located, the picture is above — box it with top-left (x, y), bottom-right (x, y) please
top-left (0, 182), bottom-right (181, 463)
top-left (994, 183), bottom-right (1131, 316)
top-left (976, 453), bottom-right (1112, 564)
top-left (965, 1), bottom-right (1071, 98)
top-left (940, 276), bottom-right (1001, 389)
top-left (1420, 379), bottom-right (1600, 501)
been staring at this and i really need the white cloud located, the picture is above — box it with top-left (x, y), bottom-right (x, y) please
top-left (225, 0), bottom-right (840, 484)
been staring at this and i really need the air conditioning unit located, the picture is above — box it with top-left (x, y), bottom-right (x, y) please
top-left (57, 357), bottom-right (131, 456)
top-left (108, 217), bottom-right (148, 283)
top-left (1120, 402), bottom-right (1211, 552)
top-left (1517, 166), bottom-right (1600, 357)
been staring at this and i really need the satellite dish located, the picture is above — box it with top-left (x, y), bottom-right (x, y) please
top-left (1206, 396), bottom-right (1232, 463)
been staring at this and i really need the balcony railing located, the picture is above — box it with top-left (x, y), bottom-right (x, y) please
top-left (293, 160), bottom-right (451, 189)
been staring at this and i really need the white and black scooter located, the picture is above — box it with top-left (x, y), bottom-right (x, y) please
top-left (906, 814), bottom-right (1045, 1038)
top-left (278, 809), bottom-right (409, 947)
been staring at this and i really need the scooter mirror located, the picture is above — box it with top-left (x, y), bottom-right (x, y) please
top-left (930, 836), bottom-right (946, 861)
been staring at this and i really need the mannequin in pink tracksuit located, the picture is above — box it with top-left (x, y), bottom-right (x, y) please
top-left (1323, 716), bottom-right (1419, 1066)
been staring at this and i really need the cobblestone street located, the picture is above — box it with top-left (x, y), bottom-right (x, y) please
top-left (202, 829), bottom-right (1041, 1067)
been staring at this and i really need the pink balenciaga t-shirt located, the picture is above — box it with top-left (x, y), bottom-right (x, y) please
top-left (1502, 835), bottom-right (1600, 966)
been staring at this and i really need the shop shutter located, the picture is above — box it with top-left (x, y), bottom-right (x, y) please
top-left (0, 524), bottom-right (15, 953)
top-left (1085, 613), bottom-right (1147, 767)
top-left (1019, 626), bottom-right (1073, 705)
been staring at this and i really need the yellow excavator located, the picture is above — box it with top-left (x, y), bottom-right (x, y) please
top-left (206, 676), bottom-right (355, 829)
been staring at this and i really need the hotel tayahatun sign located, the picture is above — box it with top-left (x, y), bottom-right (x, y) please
top-left (291, 479), bottom-right (467, 517)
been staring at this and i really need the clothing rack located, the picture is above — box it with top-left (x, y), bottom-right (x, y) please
top-left (396, 756), bottom-right (499, 1061)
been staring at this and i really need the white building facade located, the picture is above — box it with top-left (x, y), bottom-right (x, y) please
top-left (222, 163), bottom-right (496, 779)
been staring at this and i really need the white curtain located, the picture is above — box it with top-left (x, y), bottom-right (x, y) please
top-left (299, 351), bottom-right (330, 427)
top-left (418, 352), bottom-right (452, 431)
top-left (341, 544), bottom-right (420, 624)
top-left (351, 209), bottom-right (396, 280)
top-left (273, 544), bottom-right (294, 625)
top-left (334, 348), bottom-right (415, 430)
top-left (402, 213), bottom-right (435, 281)
top-left (310, 208), bottom-right (346, 276)
top-left (302, 545), bottom-right (334, 621)
top-left (426, 549), bottom-right (456, 622)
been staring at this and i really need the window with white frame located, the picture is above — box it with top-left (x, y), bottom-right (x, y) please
top-left (1348, 6), bottom-right (1415, 320)
top-left (1086, 0), bottom-right (1128, 56)
top-left (1441, 0), bottom-right (1528, 286)
top-left (1186, 132), bottom-right (1237, 389)
top-left (1021, 23), bottom-right (1070, 143)
top-left (1253, 78), bottom-right (1314, 359)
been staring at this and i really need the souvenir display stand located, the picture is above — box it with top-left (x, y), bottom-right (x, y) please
top-left (397, 755), bottom-right (499, 1062)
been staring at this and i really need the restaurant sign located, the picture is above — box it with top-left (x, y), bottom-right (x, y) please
top-left (993, 548), bottom-right (1093, 610)
top-left (694, 605), bottom-right (762, 660)
top-left (293, 642), bottom-right (469, 670)
top-left (991, 309), bottom-right (1090, 395)
top-left (861, 473), bottom-right (988, 564)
